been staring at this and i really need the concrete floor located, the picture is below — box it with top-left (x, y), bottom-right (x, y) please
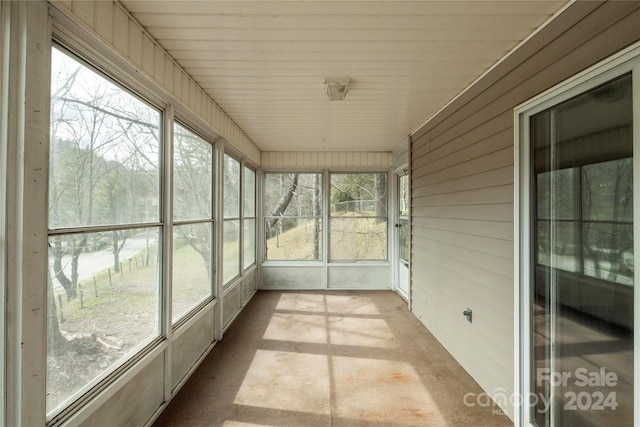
top-left (154, 290), bottom-right (513, 426)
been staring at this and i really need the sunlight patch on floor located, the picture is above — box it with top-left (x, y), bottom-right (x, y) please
top-left (262, 312), bottom-right (329, 344)
top-left (332, 357), bottom-right (448, 426)
top-left (234, 349), bottom-right (331, 415)
top-left (328, 316), bottom-right (397, 348)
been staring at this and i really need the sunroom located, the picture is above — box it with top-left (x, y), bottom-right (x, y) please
top-left (2, 1), bottom-right (640, 426)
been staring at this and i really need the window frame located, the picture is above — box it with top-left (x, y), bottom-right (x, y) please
top-left (515, 44), bottom-right (640, 427)
top-left (243, 165), bottom-right (257, 270)
top-left (222, 152), bottom-right (242, 286)
top-left (263, 171), bottom-right (324, 262)
top-left (328, 171), bottom-right (389, 262)
top-left (46, 44), bottom-right (166, 421)
top-left (0, 2), bottom-right (7, 420)
top-left (171, 120), bottom-right (215, 327)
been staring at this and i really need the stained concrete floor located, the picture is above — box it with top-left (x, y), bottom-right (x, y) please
top-left (154, 290), bottom-right (513, 427)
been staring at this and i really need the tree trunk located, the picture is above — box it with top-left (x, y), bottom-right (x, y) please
top-left (70, 236), bottom-right (87, 289)
top-left (112, 230), bottom-right (127, 273)
top-left (47, 270), bottom-right (66, 355)
top-left (52, 237), bottom-right (76, 301)
top-left (267, 173), bottom-right (299, 229)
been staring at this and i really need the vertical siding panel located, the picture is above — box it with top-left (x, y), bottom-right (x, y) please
top-left (127, 19), bottom-right (142, 67)
top-left (264, 152), bottom-right (274, 167)
top-left (206, 100), bottom-right (212, 130)
top-left (310, 152), bottom-right (318, 167)
top-left (345, 152), bottom-right (353, 165)
top-left (200, 91), bottom-right (207, 120)
top-left (58, 0), bottom-right (73, 10)
top-left (296, 152), bottom-right (304, 166)
top-left (93, 1), bottom-right (113, 44)
top-left (181, 71), bottom-right (189, 104)
top-left (191, 81), bottom-right (198, 112)
top-left (112, 5), bottom-right (128, 56)
top-left (141, 34), bottom-right (154, 77)
top-left (367, 152), bottom-right (374, 166)
top-left (153, 45), bottom-right (164, 86)
top-left (71, 0), bottom-right (94, 28)
top-left (164, 59), bottom-right (174, 95)
top-left (303, 152), bottom-right (311, 167)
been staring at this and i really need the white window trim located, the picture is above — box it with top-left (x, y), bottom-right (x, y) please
top-left (514, 41), bottom-right (640, 427)
top-left (0, 1), bottom-right (8, 424)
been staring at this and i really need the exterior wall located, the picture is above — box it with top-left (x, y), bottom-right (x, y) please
top-left (50, 0), bottom-right (260, 165)
top-left (410, 1), bottom-right (640, 421)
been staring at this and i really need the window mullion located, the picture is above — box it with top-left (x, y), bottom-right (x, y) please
top-left (161, 104), bottom-right (174, 402)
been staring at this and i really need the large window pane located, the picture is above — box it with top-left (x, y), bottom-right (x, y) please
top-left (265, 173), bottom-right (321, 217)
top-left (264, 173), bottom-right (322, 261)
top-left (244, 167), bottom-right (255, 217)
top-left (537, 168), bottom-right (580, 220)
top-left (330, 173), bottom-right (387, 261)
top-left (173, 124), bottom-right (212, 221)
top-left (243, 167), bottom-right (256, 269)
top-left (172, 223), bottom-right (212, 322)
top-left (49, 48), bottom-right (160, 229)
top-left (46, 227), bottom-right (160, 414)
top-left (244, 219), bottom-right (256, 269)
top-left (223, 220), bottom-right (240, 284)
top-left (583, 222), bottom-right (633, 285)
top-left (536, 220), bottom-right (581, 272)
top-left (223, 154), bottom-right (240, 219)
top-left (265, 218), bottom-right (322, 260)
top-left (583, 159), bottom-right (633, 222)
top-left (330, 218), bottom-right (387, 260)
top-left (331, 173), bottom-right (387, 217)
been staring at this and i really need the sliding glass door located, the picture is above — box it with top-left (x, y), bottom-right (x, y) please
top-left (519, 55), bottom-right (640, 427)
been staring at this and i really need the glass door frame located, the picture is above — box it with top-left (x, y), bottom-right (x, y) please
top-left (515, 43), bottom-right (640, 427)
top-left (393, 167), bottom-right (411, 303)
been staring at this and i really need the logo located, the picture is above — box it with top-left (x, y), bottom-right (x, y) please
top-left (463, 367), bottom-right (619, 414)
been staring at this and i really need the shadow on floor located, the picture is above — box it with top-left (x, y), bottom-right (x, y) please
top-left (153, 290), bottom-right (513, 427)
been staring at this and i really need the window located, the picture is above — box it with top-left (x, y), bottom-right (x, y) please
top-left (330, 172), bottom-right (387, 261)
top-left (223, 154), bottom-right (241, 284)
top-left (47, 47), bottom-right (161, 416)
top-left (172, 123), bottom-right (213, 323)
top-left (244, 167), bottom-right (256, 269)
top-left (264, 173), bottom-right (322, 260)
top-left (525, 73), bottom-right (634, 427)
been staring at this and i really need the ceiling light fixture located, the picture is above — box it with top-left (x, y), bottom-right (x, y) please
top-left (325, 78), bottom-right (351, 101)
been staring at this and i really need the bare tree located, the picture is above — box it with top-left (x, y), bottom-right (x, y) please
top-left (266, 174), bottom-right (299, 229)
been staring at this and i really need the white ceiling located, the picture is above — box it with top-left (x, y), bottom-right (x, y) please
top-left (122, 1), bottom-right (568, 153)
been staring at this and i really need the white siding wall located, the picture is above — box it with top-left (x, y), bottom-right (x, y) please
top-left (262, 151), bottom-right (392, 169)
top-left (410, 1), bottom-right (640, 421)
top-left (50, 0), bottom-right (260, 165)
